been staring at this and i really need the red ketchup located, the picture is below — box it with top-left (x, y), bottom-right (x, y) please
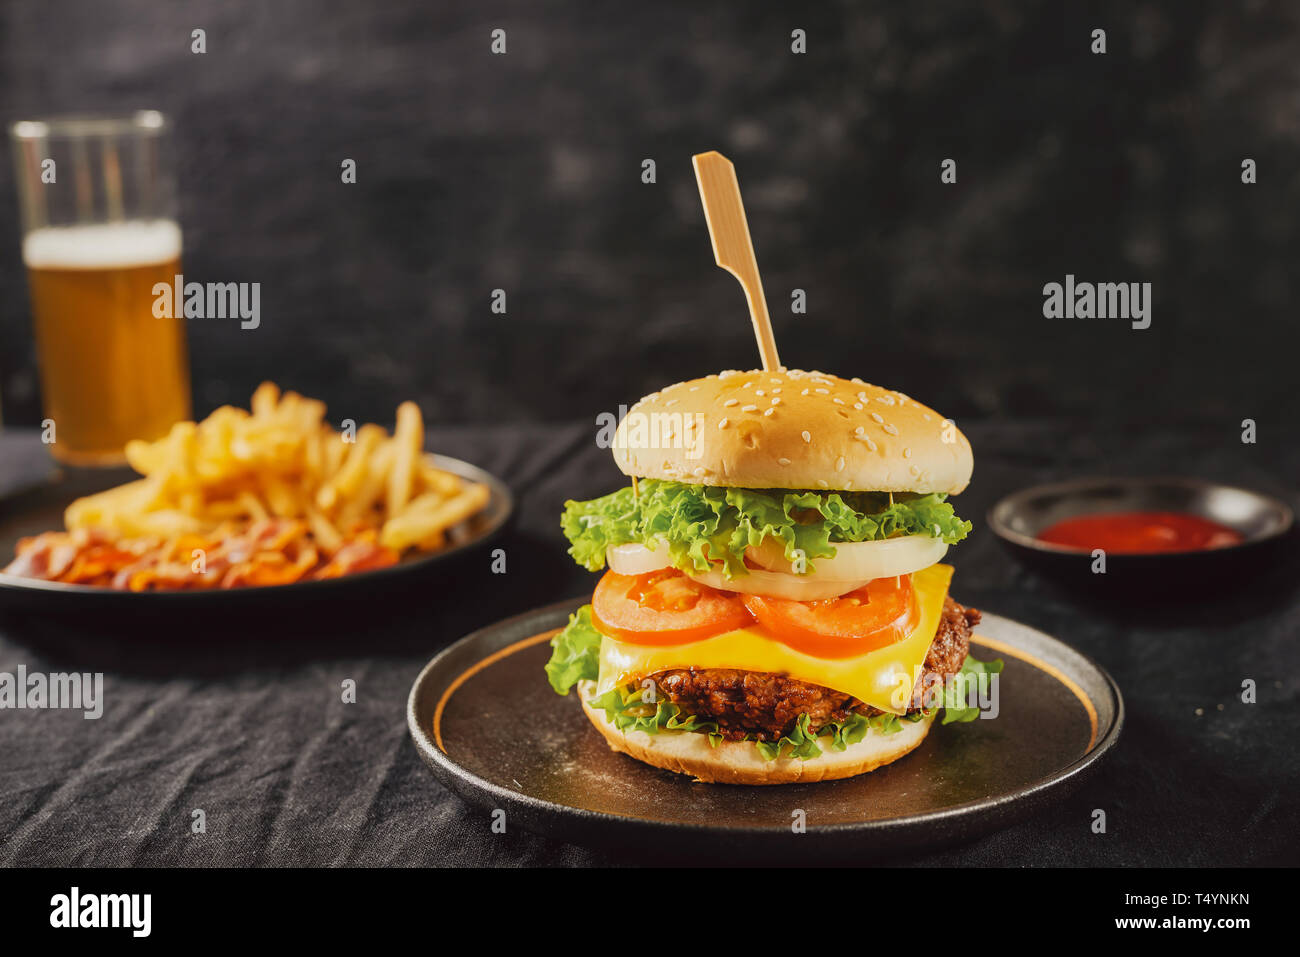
top-left (1037, 511), bottom-right (1245, 554)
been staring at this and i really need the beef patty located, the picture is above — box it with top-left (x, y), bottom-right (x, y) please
top-left (650, 597), bottom-right (980, 742)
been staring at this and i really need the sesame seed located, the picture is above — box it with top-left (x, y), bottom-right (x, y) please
top-left (723, 398), bottom-right (739, 407)
top-left (923, 413), bottom-right (932, 421)
top-left (693, 467), bottom-right (708, 477)
top-left (816, 479), bottom-right (829, 488)
top-left (770, 379), bottom-right (783, 385)
top-left (832, 397), bottom-right (844, 405)
top-left (870, 412), bottom-right (884, 423)
top-left (815, 388), bottom-right (829, 395)
top-left (741, 404), bottom-right (758, 412)
top-left (756, 389), bottom-right (766, 397)
top-left (778, 457), bottom-right (791, 466)
top-left (854, 426), bottom-right (865, 437)
top-left (718, 418), bottom-right (730, 429)
top-left (853, 403), bottom-right (863, 410)
top-left (904, 447), bottom-right (912, 458)
top-left (877, 395), bottom-right (895, 406)
top-left (909, 465), bottom-right (920, 475)
top-left (835, 456), bottom-right (845, 472)
top-left (665, 399), bottom-right (677, 406)
top-left (801, 388), bottom-right (810, 396)
top-left (865, 438), bottom-right (877, 452)
top-left (762, 408), bottom-right (775, 417)
top-left (771, 388), bottom-right (782, 394)
top-left (771, 397), bottom-right (781, 406)
top-left (689, 386), bottom-right (699, 392)
top-left (883, 424), bottom-right (899, 435)
top-left (801, 431), bottom-right (811, 443)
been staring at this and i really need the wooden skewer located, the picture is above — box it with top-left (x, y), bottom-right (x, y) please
top-left (692, 150), bottom-right (782, 371)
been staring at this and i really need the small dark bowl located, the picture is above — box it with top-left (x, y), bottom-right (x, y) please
top-left (988, 477), bottom-right (1295, 594)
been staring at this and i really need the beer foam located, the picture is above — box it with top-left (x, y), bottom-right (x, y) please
top-left (23, 220), bottom-right (182, 269)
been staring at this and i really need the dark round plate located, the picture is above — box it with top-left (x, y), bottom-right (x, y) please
top-left (988, 476), bottom-right (1295, 593)
top-left (407, 598), bottom-right (1123, 863)
top-left (0, 454), bottom-right (512, 613)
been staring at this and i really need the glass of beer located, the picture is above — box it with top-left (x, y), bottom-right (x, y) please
top-left (10, 111), bottom-right (191, 465)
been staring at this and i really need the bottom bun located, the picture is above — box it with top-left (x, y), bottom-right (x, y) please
top-left (577, 680), bottom-right (934, 785)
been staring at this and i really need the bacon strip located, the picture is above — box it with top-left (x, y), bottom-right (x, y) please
top-left (3, 519), bottom-right (399, 591)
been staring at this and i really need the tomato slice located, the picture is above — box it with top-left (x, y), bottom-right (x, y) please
top-left (742, 574), bottom-right (919, 659)
top-left (590, 568), bottom-right (755, 645)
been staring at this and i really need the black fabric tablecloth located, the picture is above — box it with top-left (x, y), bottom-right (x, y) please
top-left (1, 421), bottom-right (1297, 867)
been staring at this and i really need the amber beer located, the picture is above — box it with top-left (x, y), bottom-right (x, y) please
top-left (11, 111), bottom-right (190, 465)
top-left (23, 221), bottom-right (191, 465)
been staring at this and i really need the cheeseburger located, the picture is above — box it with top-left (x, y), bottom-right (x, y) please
top-left (546, 368), bottom-right (999, 784)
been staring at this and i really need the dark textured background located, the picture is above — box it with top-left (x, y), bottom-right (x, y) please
top-left (2, 0), bottom-right (1299, 432)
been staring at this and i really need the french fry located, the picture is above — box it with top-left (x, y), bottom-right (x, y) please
top-left (262, 475), bottom-right (301, 518)
top-left (303, 503), bottom-right (344, 555)
top-left (237, 490), bottom-right (269, 522)
top-left (250, 381), bottom-right (280, 419)
top-left (124, 437), bottom-right (168, 475)
top-left (296, 396), bottom-right (326, 432)
top-left (202, 499), bottom-right (250, 521)
top-left (118, 509), bottom-right (204, 539)
top-left (419, 456), bottom-right (463, 496)
top-left (178, 489), bottom-right (203, 516)
top-left (336, 442), bottom-right (394, 531)
top-left (304, 427), bottom-right (323, 483)
top-left (397, 491), bottom-right (447, 514)
top-left (414, 529), bottom-right (446, 551)
top-left (386, 401), bottom-right (423, 516)
top-left (321, 429), bottom-right (347, 480)
top-left (317, 424), bottom-right (385, 510)
top-left (380, 483), bottom-right (489, 551)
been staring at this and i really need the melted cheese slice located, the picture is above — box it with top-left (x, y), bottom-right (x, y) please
top-left (596, 563), bottom-right (954, 715)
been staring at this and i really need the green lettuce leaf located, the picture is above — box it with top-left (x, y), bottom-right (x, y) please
top-left (754, 713), bottom-right (822, 760)
top-left (585, 684), bottom-right (721, 739)
top-left (561, 479), bottom-right (971, 578)
top-left (544, 605), bottom-right (603, 695)
top-left (940, 655), bottom-right (1004, 724)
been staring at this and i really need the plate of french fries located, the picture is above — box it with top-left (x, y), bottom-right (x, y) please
top-left (0, 383), bottom-right (511, 599)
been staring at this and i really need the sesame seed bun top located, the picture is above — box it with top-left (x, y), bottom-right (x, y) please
top-left (611, 369), bottom-right (973, 494)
